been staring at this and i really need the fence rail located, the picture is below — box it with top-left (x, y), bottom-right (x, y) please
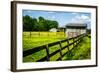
top-left (23, 32), bottom-right (65, 37)
top-left (23, 33), bottom-right (87, 62)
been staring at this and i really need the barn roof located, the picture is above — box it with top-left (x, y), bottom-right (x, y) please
top-left (58, 26), bottom-right (66, 29)
top-left (66, 23), bottom-right (87, 28)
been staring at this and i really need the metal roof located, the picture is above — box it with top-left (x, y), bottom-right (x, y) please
top-left (58, 27), bottom-right (66, 29)
top-left (66, 23), bottom-right (87, 27)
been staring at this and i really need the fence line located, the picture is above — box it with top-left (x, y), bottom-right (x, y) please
top-left (23, 32), bottom-right (65, 37)
top-left (23, 33), bottom-right (87, 62)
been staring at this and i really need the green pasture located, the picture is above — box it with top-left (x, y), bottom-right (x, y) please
top-left (23, 32), bottom-right (91, 62)
top-left (23, 32), bottom-right (66, 51)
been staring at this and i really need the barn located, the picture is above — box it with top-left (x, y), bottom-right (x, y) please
top-left (49, 28), bottom-right (57, 32)
top-left (65, 23), bottom-right (87, 38)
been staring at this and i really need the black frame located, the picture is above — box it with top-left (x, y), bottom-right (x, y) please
top-left (11, 1), bottom-right (98, 72)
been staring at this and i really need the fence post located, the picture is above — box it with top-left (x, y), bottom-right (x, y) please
top-left (66, 39), bottom-right (71, 56)
top-left (39, 32), bottom-right (40, 36)
top-left (73, 37), bottom-right (75, 47)
top-left (59, 41), bottom-right (63, 60)
top-left (45, 45), bottom-right (50, 61)
top-left (67, 39), bottom-right (70, 51)
top-left (30, 32), bottom-right (31, 38)
top-left (77, 36), bottom-right (79, 45)
top-left (79, 34), bottom-right (82, 43)
top-left (48, 32), bottom-right (49, 36)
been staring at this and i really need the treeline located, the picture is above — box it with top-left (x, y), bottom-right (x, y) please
top-left (23, 15), bottom-right (59, 31)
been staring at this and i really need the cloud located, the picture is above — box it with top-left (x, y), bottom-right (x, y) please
top-left (81, 15), bottom-right (90, 20)
top-left (45, 11), bottom-right (56, 14)
top-left (71, 12), bottom-right (78, 15)
top-left (25, 10), bottom-right (33, 13)
top-left (70, 14), bottom-right (91, 23)
top-left (52, 16), bottom-right (56, 19)
top-left (46, 15), bottom-right (56, 20)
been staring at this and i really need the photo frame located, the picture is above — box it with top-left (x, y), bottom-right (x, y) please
top-left (11, 1), bottom-right (98, 72)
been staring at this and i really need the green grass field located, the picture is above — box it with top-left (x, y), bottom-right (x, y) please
top-left (23, 32), bottom-right (66, 51)
top-left (23, 32), bottom-right (91, 62)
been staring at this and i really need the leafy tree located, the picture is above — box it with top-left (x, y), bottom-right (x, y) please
top-left (45, 20), bottom-right (58, 31)
top-left (23, 15), bottom-right (37, 37)
top-left (32, 18), bottom-right (38, 31)
top-left (23, 15), bottom-right (59, 32)
top-left (50, 20), bottom-right (58, 29)
top-left (23, 15), bottom-right (30, 31)
top-left (23, 15), bottom-right (34, 31)
top-left (38, 16), bottom-right (46, 31)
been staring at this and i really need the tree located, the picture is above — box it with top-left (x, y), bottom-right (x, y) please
top-left (23, 15), bottom-right (59, 32)
top-left (23, 15), bottom-right (38, 37)
top-left (23, 15), bottom-right (30, 31)
top-left (38, 16), bottom-right (46, 31)
top-left (45, 20), bottom-right (58, 31)
top-left (50, 20), bottom-right (58, 29)
top-left (23, 15), bottom-right (34, 31)
top-left (38, 16), bottom-right (58, 31)
top-left (32, 18), bottom-right (38, 31)
top-left (87, 29), bottom-right (91, 34)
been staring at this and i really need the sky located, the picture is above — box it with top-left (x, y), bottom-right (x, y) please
top-left (23, 10), bottom-right (91, 29)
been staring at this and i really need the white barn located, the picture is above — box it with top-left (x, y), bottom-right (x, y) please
top-left (65, 23), bottom-right (87, 38)
top-left (49, 28), bottom-right (57, 32)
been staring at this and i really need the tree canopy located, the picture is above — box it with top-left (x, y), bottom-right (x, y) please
top-left (23, 15), bottom-right (59, 31)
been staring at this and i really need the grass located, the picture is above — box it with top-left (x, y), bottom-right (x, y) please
top-left (23, 32), bottom-right (66, 51)
top-left (23, 32), bottom-right (91, 62)
top-left (23, 32), bottom-right (66, 62)
top-left (63, 36), bottom-right (91, 60)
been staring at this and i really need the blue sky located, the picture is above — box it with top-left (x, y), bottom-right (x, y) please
top-left (23, 10), bottom-right (91, 29)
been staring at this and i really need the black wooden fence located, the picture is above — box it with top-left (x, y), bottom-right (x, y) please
top-left (23, 33), bottom-right (87, 62)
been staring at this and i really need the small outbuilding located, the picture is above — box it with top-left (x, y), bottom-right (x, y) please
top-left (49, 28), bottom-right (57, 32)
top-left (65, 23), bottom-right (87, 38)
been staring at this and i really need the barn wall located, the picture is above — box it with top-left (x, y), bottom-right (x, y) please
top-left (81, 29), bottom-right (86, 34)
top-left (66, 28), bottom-right (86, 38)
